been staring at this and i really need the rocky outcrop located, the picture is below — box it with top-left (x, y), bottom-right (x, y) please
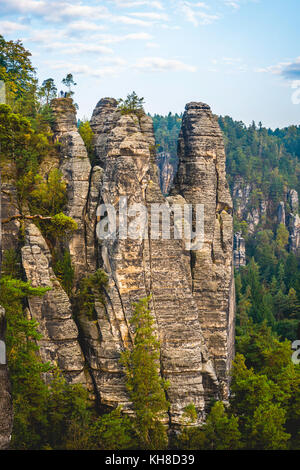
top-left (277, 201), bottom-right (286, 225)
top-left (233, 232), bottom-right (246, 269)
top-left (0, 97), bottom-right (235, 431)
top-left (76, 99), bottom-right (234, 424)
top-left (288, 189), bottom-right (299, 214)
top-left (171, 102), bottom-right (235, 397)
top-left (0, 174), bottom-right (13, 450)
top-left (21, 222), bottom-right (88, 385)
top-left (0, 305), bottom-right (13, 450)
top-left (51, 98), bottom-right (92, 283)
top-left (156, 152), bottom-right (176, 195)
top-left (232, 177), bottom-right (267, 233)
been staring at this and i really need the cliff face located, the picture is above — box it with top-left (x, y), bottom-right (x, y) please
top-left (171, 102), bottom-right (235, 396)
top-left (0, 305), bottom-right (13, 450)
top-left (81, 99), bottom-right (234, 422)
top-left (0, 175), bottom-right (13, 450)
top-left (232, 175), bottom-right (300, 254)
top-left (1, 97), bottom-right (235, 431)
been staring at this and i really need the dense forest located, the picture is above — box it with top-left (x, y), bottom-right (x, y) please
top-left (1, 35), bottom-right (300, 450)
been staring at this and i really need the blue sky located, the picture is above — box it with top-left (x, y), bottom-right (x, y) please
top-left (1, 0), bottom-right (300, 128)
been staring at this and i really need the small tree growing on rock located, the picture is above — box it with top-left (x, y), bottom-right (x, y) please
top-left (118, 91), bottom-right (145, 118)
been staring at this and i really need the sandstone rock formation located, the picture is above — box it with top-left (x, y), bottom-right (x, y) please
top-left (21, 222), bottom-right (88, 385)
top-left (0, 97), bottom-right (235, 430)
top-left (0, 305), bottom-right (13, 450)
top-left (234, 232), bottom-right (246, 269)
top-left (77, 99), bottom-right (234, 423)
top-left (156, 152), bottom-right (176, 195)
top-left (171, 102), bottom-right (235, 397)
top-left (0, 175), bottom-right (13, 450)
top-left (51, 98), bottom-right (92, 282)
top-left (277, 201), bottom-right (286, 225)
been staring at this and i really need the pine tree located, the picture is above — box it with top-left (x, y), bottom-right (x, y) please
top-left (120, 296), bottom-right (169, 449)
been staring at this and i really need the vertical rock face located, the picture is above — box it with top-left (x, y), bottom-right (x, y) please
top-left (81, 99), bottom-right (234, 424)
top-left (21, 223), bottom-right (88, 385)
top-left (233, 232), bottom-right (246, 269)
top-left (0, 306), bottom-right (13, 450)
top-left (288, 189), bottom-right (299, 214)
top-left (171, 102), bottom-right (235, 397)
top-left (277, 201), bottom-right (286, 225)
top-left (0, 97), bottom-right (235, 431)
top-left (0, 174), bottom-right (13, 449)
top-left (51, 98), bottom-right (92, 282)
top-left (156, 152), bottom-right (176, 195)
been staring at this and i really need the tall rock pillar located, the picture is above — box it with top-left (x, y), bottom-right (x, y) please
top-left (171, 102), bottom-right (235, 398)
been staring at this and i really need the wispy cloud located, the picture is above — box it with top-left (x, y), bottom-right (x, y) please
top-left (0, 0), bottom-right (109, 22)
top-left (179, 1), bottom-right (219, 26)
top-left (134, 56), bottom-right (197, 72)
top-left (256, 59), bottom-right (296, 76)
top-left (281, 59), bottom-right (300, 79)
top-left (95, 32), bottom-right (153, 44)
top-left (110, 0), bottom-right (164, 9)
top-left (0, 20), bottom-right (28, 34)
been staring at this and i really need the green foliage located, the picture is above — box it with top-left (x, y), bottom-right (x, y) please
top-left (120, 296), bottom-right (170, 449)
top-left (53, 250), bottom-right (74, 296)
top-left (152, 112), bottom-right (182, 157)
top-left (39, 78), bottom-right (57, 105)
top-left (200, 402), bottom-right (241, 450)
top-left (28, 168), bottom-right (67, 216)
top-left (75, 269), bottom-right (108, 320)
top-left (0, 34), bottom-right (36, 101)
top-left (62, 73), bottom-right (77, 97)
top-left (78, 120), bottom-right (96, 164)
top-left (276, 223), bottom-right (289, 249)
top-left (1, 249), bottom-right (21, 278)
top-left (46, 212), bottom-right (78, 238)
top-left (88, 407), bottom-right (137, 450)
top-left (118, 91), bottom-right (145, 118)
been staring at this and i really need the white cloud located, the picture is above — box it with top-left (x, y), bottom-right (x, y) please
top-left (134, 56), bottom-right (197, 72)
top-left (66, 21), bottom-right (106, 34)
top-left (97, 32), bottom-right (153, 44)
top-left (129, 12), bottom-right (169, 20)
top-left (0, 20), bottom-right (28, 34)
top-left (256, 60), bottom-right (294, 75)
top-left (179, 1), bottom-right (219, 26)
top-left (111, 15), bottom-right (153, 26)
top-left (0, 0), bottom-right (109, 22)
top-left (47, 60), bottom-right (124, 79)
top-left (44, 42), bottom-right (113, 55)
top-left (110, 0), bottom-right (164, 9)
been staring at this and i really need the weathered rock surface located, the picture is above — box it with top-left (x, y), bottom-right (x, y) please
top-left (51, 98), bottom-right (92, 283)
top-left (0, 97), bottom-right (235, 431)
top-left (288, 189), bottom-right (299, 214)
top-left (278, 201), bottom-right (286, 225)
top-left (0, 176), bottom-right (13, 449)
top-left (234, 232), bottom-right (246, 269)
top-left (78, 99), bottom-right (234, 424)
top-left (21, 222), bottom-right (88, 385)
top-left (156, 152), bottom-right (176, 195)
top-left (0, 306), bottom-right (13, 450)
top-left (0, 315), bottom-right (13, 450)
top-left (171, 102), bottom-right (235, 397)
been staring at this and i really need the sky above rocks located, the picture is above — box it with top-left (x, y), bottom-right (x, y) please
top-left (1, 0), bottom-right (300, 128)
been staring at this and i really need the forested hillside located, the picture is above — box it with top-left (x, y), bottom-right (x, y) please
top-left (1, 35), bottom-right (300, 450)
